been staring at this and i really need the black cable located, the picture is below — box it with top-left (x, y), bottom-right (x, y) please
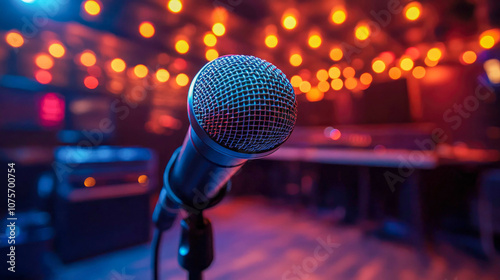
top-left (152, 228), bottom-right (163, 280)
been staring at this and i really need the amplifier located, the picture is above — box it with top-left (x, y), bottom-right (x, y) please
top-left (50, 146), bottom-right (157, 262)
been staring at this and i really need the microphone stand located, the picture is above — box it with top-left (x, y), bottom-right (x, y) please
top-left (178, 211), bottom-right (213, 280)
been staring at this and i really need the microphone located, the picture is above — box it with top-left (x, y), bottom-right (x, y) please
top-left (153, 54), bottom-right (297, 229)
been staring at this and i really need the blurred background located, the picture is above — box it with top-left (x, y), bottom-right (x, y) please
top-left (0, 0), bottom-right (500, 279)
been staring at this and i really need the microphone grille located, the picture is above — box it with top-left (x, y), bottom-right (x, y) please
top-left (191, 55), bottom-right (297, 154)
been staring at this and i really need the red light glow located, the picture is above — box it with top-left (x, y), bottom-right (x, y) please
top-left (39, 93), bottom-right (65, 127)
top-left (35, 70), bottom-right (52, 84)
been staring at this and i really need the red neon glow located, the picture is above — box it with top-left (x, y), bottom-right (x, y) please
top-left (39, 93), bottom-right (65, 127)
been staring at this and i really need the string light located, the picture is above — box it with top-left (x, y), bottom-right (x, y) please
top-left (331, 8), bottom-right (346, 25)
top-left (342, 67), bottom-right (355, 78)
top-left (203, 33), bottom-right (217, 47)
top-left (306, 87), bottom-right (324, 102)
top-left (139, 22), bottom-right (155, 38)
top-left (331, 79), bottom-right (343, 90)
top-left (404, 2), bottom-right (422, 21)
top-left (372, 60), bottom-right (386, 73)
top-left (5, 31), bottom-right (24, 48)
top-left (461, 51), bottom-right (477, 65)
top-left (35, 54), bottom-right (54, 70)
top-left (355, 24), bottom-right (370, 41)
top-left (35, 70), bottom-right (52, 84)
top-left (265, 35), bottom-right (278, 48)
top-left (424, 57), bottom-right (438, 67)
top-left (329, 66), bottom-right (341, 79)
top-left (84, 76), bottom-right (99, 89)
top-left (80, 51), bottom-right (96, 67)
top-left (299, 81), bottom-right (311, 93)
top-left (289, 53), bottom-right (302, 67)
top-left (426, 48), bottom-right (442, 61)
top-left (175, 39), bottom-right (189, 54)
top-left (156, 69), bottom-right (170, 82)
top-left (110, 58), bottom-right (126, 72)
top-left (282, 14), bottom-right (297, 30)
top-left (84, 177), bottom-right (96, 187)
top-left (412, 66), bottom-right (426, 79)
top-left (388, 67), bottom-right (401, 79)
top-left (134, 64), bottom-right (148, 78)
top-left (316, 69), bottom-right (328, 81)
top-left (167, 0), bottom-right (182, 13)
top-left (318, 81), bottom-right (330, 92)
top-left (400, 57), bottom-right (414, 71)
top-left (360, 73), bottom-right (373, 85)
top-left (176, 73), bottom-right (189, 86)
top-left (48, 43), bottom-right (65, 58)
top-left (329, 48), bottom-right (343, 61)
top-left (345, 77), bottom-right (357, 90)
top-left (205, 49), bottom-right (219, 61)
top-left (84, 0), bottom-right (101, 16)
top-left (212, 23), bottom-right (226, 36)
top-left (308, 34), bottom-right (322, 48)
top-left (290, 75), bottom-right (302, 87)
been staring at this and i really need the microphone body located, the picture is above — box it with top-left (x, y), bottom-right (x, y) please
top-left (154, 55), bottom-right (297, 229)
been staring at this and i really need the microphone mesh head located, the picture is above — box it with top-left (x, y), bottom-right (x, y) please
top-left (191, 55), bottom-right (297, 154)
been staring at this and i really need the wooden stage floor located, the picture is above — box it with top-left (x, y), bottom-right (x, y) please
top-left (52, 197), bottom-right (499, 280)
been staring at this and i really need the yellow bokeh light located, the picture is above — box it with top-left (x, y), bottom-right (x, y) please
top-left (329, 48), bottom-right (343, 61)
top-left (484, 59), bottom-right (500, 84)
top-left (156, 68), bottom-right (170, 82)
top-left (372, 59), bottom-right (386, 73)
top-left (345, 77), bottom-right (357, 90)
top-left (290, 75), bottom-right (302, 87)
top-left (299, 81), bottom-right (311, 93)
top-left (80, 51), bottom-right (96, 67)
top-left (355, 24), bottom-right (370, 41)
top-left (412, 66), bottom-right (426, 79)
top-left (329, 66), bottom-right (341, 79)
top-left (306, 87), bottom-right (324, 102)
top-left (331, 79), bottom-right (343, 90)
top-left (138, 175), bottom-right (149, 184)
top-left (205, 49), bottom-right (219, 61)
top-left (290, 54), bottom-right (302, 67)
top-left (84, 0), bottom-right (101, 16)
top-left (5, 31), bottom-right (24, 48)
top-left (400, 57), bottom-right (414, 71)
top-left (404, 2), bottom-right (422, 21)
top-left (265, 35), bottom-right (278, 48)
top-left (134, 64), bottom-right (148, 78)
top-left (35, 54), bottom-right (54, 70)
top-left (308, 35), bottom-right (322, 48)
top-left (424, 57), bottom-right (438, 67)
top-left (480, 35), bottom-right (495, 49)
top-left (176, 73), bottom-right (189, 86)
top-left (139, 22), bottom-right (155, 38)
top-left (212, 23), bottom-right (226, 36)
top-left (343, 67), bottom-right (355, 78)
top-left (167, 0), bottom-right (182, 13)
top-left (331, 9), bottom-right (346, 25)
top-left (388, 67), bottom-right (402, 79)
top-left (316, 69), bottom-right (329, 81)
top-left (461, 51), bottom-right (477, 65)
top-left (426, 48), bottom-right (442, 61)
top-left (318, 81), bottom-right (330, 92)
top-left (282, 15), bottom-right (297, 30)
top-left (48, 43), bottom-right (65, 58)
top-left (84, 177), bottom-right (96, 187)
top-left (110, 58), bottom-right (126, 72)
top-left (360, 73), bottom-right (373, 85)
top-left (203, 33), bottom-right (217, 47)
top-left (175, 40), bottom-right (189, 54)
